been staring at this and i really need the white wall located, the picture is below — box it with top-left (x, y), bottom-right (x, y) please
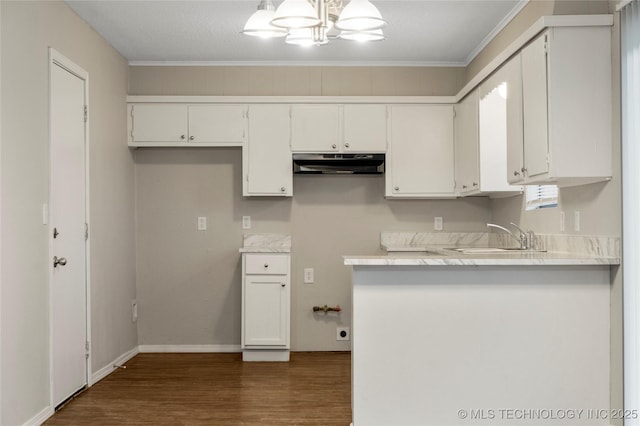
top-left (0, 2), bottom-right (136, 424)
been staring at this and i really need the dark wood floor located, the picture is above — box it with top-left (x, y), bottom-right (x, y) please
top-left (45, 352), bottom-right (351, 426)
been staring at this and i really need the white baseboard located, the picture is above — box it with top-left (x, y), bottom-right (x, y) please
top-left (22, 405), bottom-right (54, 426)
top-left (90, 346), bottom-right (140, 385)
top-left (138, 344), bottom-right (241, 353)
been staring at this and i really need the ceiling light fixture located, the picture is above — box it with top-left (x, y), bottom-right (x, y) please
top-left (243, 0), bottom-right (386, 46)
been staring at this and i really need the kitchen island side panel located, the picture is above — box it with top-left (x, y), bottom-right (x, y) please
top-left (352, 265), bottom-right (610, 426)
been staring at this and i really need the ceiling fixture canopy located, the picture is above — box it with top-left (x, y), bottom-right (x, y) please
top-left (242, 0), bottom-right (386, 46)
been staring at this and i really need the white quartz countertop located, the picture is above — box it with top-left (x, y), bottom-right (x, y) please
top-left (344, 248), bottom-right (620, 266)
top-left (239, 234), bottom-right (291, 253)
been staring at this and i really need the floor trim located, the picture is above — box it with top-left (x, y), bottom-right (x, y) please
top-left (138, 344), bottom-right (241, 353)
top-left (91, 346), bottom-right (140, 385)
top-left (22, 405), bottom-right (54, 426)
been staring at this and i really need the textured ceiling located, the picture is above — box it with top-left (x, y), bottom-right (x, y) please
top-left (66, 0), bottom-right (528, 66)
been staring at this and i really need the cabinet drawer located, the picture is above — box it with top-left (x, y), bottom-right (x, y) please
top-left (245, 254), bottom-right (289, 275)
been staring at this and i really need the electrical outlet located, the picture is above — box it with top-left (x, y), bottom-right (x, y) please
top-left (574, 211), bottom-right (581, 232)
top-left (434, 216), bottom-right (443, 231)
top-left (336, 327), bottom-right (350, 341)
top-left (304, 268), bottom-right (314, 284)
top-left (131, 299), bottom-right (138, 323)
top-left (242, 216), bottom-right (251, 230)
top-left (197, 216), bottom-right (207, 231)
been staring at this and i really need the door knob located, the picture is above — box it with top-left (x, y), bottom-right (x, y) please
top-left (53, 256), bottom-right (67, 267)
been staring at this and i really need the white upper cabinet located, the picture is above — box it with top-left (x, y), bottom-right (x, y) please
top-left (128, 103), bottom-right (247, 146)
top-left (291, 104), bottom-right (387, 152)
top-left (454, 90), bottom-right (480, 196)
top-left (342, 105), bottom-right (388, 152)
top-left (129, 104), bottom-right (188, 143)
top-left (188, 105), bottom-right (246, 144)
top-left (386, 105), bottom-right (455, 198)
top-left (291, 105), bottom-right (342, 152)
top-left (243, 105), bottom-right (293, 197)
top-left (515, 27), bottom-right (612, 187)
top-left (503, 55), bottom-right (525, 185)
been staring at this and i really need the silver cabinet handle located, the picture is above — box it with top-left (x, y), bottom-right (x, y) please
top-left (462, 184), bottom-right (467, 189)
top-left (331, 144), bottom-right (337, 149)
top-left (473, 182), bottom-right (478, 187)
top-left (513, 171), bottom-right (520, 176)
top-left (344, 143), bottom-right (350, 148)
top-left (281, 283), bottom-right (286, 287)
top-left (394, 186), bottom-right (399, 191)
top-left (264, 264), bottom-right (269, 268)
top-left (521, 167), bottom-right (527, 173)
top-left (189, 136), bottom-right (195, 141)
top-left (280, 187), bottom-right (286, 192)
top-left (180, 135), bottom-right (186, 140)
top-left (53, 256), bottom-right (67, 267)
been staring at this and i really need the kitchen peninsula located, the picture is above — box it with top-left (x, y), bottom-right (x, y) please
top-left (345, 233), bottom-right (619, 426)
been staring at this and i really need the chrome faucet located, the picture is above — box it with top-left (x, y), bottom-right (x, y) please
top-left (487, 222), bottom-right (533, 250)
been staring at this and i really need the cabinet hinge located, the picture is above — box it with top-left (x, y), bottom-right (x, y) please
top-left (85, 341), bottom-right (90, 358)
top-left (543, 34), bottom-right (548, 56)
top-left (85, 223), bottom-right (89, 241)
top-left (453, 108), bottom-right (457, 118)
top-left (84, 105), bottom-right (88, 123)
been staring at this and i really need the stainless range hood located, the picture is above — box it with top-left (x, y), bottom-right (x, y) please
top-left (292, 153), bottom-right (385, 174)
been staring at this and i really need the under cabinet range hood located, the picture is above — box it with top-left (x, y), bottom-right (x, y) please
top-left (292, 153), bottom-right (385, 174)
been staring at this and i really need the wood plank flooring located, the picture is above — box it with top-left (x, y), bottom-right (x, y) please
top-left (45, 352), bottom-right (351, 425)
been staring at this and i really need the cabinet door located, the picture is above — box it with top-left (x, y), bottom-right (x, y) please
top-left (343, 105), bottom-right (387, 152)
top-left (188, 105), bottom-right (246, 144)
top-left (244, 105), bottom-right (292, 196)
top-left (131, 104), bottom-right (188, 143)
top-left (522, 33), bottom-right (550, 178)
top-left (502, 55), bottom-right (525, 184)
top-left (454, 91), bottom-right (479, 195)
top-left (244, 275), bottom-right (289, 347)
top-left (291, 105), bottom-right (341, 152)
top-left (387, 105), bottom-right (455, 197)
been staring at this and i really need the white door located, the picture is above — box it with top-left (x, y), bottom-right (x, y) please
top-left (50, 54), bottom-right (88, 407)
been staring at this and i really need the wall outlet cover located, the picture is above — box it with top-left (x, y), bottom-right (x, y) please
top-left (336, 327), bottom-right (350, 341)
top-left (434, 216), bottom-right (443, 231)
top-left (242, 216), bottom-right (251, 229)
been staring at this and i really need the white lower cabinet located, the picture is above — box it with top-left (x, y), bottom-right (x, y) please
top-left (242, 253), bottom-right (291, 361)
top-left (386, 105), bottom-right (456, 198)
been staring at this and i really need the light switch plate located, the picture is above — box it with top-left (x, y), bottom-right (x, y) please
top-left (304, 268), bottom-right (314, 284)
top-left (197, 216), bottom-right (207, 231)
top-left (434, 217), bottom-right (443, 231)
top-left (242, 216), bottom-right (251, 230)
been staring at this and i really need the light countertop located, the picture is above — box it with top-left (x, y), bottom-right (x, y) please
top-left (344, 246), bottom-right (620, 266)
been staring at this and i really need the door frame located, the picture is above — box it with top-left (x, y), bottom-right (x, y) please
top-left (47, 48), bottom-right (93, 408)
